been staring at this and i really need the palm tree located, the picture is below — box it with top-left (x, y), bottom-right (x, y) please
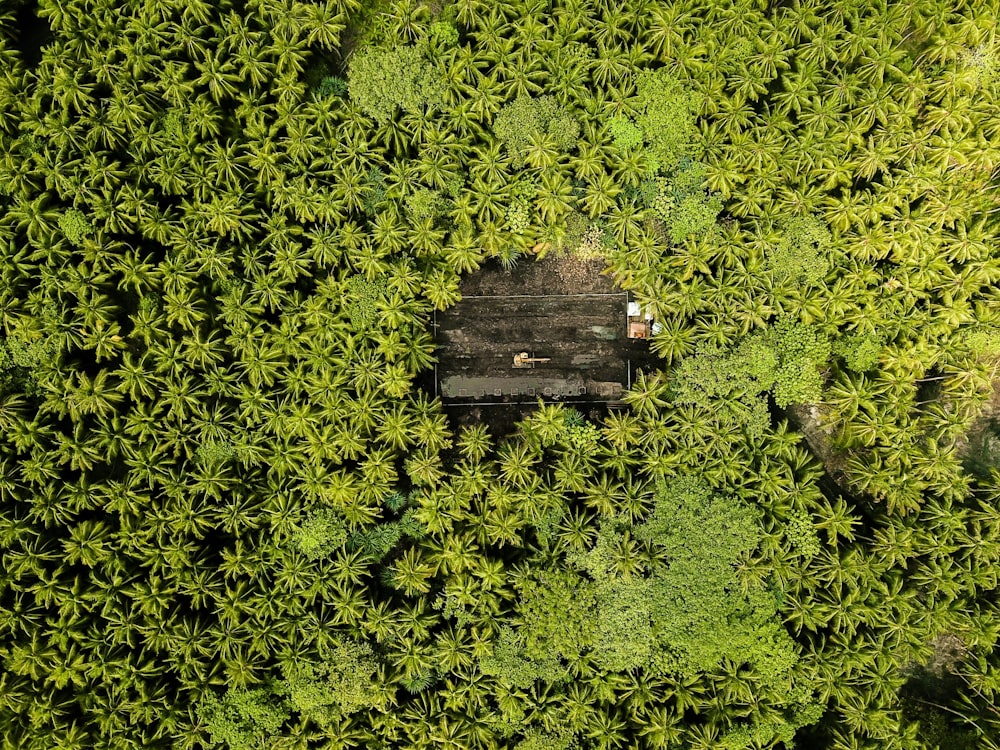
top-left (623, 370), bottom-right (670, 418)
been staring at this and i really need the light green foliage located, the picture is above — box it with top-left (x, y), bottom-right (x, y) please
top-left (553, 477), bottom-right (806, 687)
top-left (637, 476), bottom-right (761, 565)
top-left (566, 518), bottom-right (633, 577)
top-left (514, 728), bottom-right (576, 750)
top-left (563, 422), bottom-right (602, 456)
top-left (348, 45), bottom-right (446, 123)
top-left (479, 625), bottom-right (564, 688)
top-left (292, 509), bottom-right (348, 561)
top-left (197, 686), bottom-right (289, 750)
top-left (784, 510), bottom-right (821, 559)
top-left (767, 215), bottom-right (833, 286)
top-left (646, 178), bottom-right (674, 221)
top-left (962, 42), bottom-right (1000, 87)
top-left (669, 345), bottom-right (772, 437)
top-left (428, 21), bottom-right (459, 49)
top-left (591, 576), bottom-right (655, 672)
top-left (630, 68), bottom-right (702, 172)
top-left (834, 331), bottom-right (885, 372)
top-left (671, 320), bottom-right (831, 432)
top-left (493, 96), bottom-right (580, 164)
top-left (667, 191), bottom-right (724, 243)
top-left (575, 224), bottom-right (609, 258)
top-left (561, 213), bottom-right (609, 258)
top-left (663, 161), bottom-right (722, 242)
top-left (162, 110), bottom-right (186, 140)
top-left (0, 326), bottom-right (59, 393)
top-left (344, 274), bottom-right (388, 327)
top-left (505, 199), bottom-right (531, 233)
top-left (405, 187), bottom-right (446, 221)
top-left (516, 567), bottom-right (598, 665)
top-left (720, 689), bottom-right (825, 749)
top-left (608, 115), bottom-right (644, 152)
top-left (522, 404), bottom-right (603, 453)
top-left (58, 208), bottom-right (93, 245)
top-left (637, 478), bottom-right (799, 681)
top-left (963, 325), bottom-right (1000, 357)
top-left (282, 638), bottom-right (390, 724)
top-left (505, 179), bottom-right (536, 232)
top-left (640, 160), bottom-right (722, 242)
top-left (669, 157), bottom-right (710, 195)
top-left (531, 503), bottom-right (567, 548)
top-left (0, 331), bottom-right (56, 373)
top-left (765, 319), bottom-right (832, 407)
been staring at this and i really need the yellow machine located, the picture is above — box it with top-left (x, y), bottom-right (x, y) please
top-left (513, 352), bottom-right (551, 368)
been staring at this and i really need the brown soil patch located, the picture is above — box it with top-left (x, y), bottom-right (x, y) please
top-left (459, 254), bottom-right (617, 297)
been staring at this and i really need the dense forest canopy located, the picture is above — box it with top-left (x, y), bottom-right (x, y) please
top-left (1, 0), bottom-right (1000, 748)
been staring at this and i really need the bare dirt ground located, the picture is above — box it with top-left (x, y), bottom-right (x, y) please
top-left (459, 254), bottom-right (619, 297)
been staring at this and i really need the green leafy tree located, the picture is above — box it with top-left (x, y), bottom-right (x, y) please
top-left (348, 45), bottom-right (447, 123)
top-left (197, 685), bottom-right (290, 750)
top-left (612, 68), bottom-right (701, 172)
top-left (493, 95), bottom-right (581, 165)
top-left (636, 477), bottom-right (803, 691)
top-left (766, 214), bottom-right (833, 287)
top-left (282, 638), bottom-right (392, 726)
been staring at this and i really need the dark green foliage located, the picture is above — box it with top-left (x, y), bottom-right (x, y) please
top-left (362, 168), bottom-right (390, 214)
top-left (348, 509), bottom-right (424, 561)
top-left (315, 75), bottom-right (348, 99)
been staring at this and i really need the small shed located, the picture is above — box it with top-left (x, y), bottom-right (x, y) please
top-left (629, 320), bottom-right (650, 339)
top-left (627, 301), bottom-right (652, 339)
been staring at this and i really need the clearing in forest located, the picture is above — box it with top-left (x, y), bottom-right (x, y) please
top-left (434, 254), bottom-right (657, 405)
